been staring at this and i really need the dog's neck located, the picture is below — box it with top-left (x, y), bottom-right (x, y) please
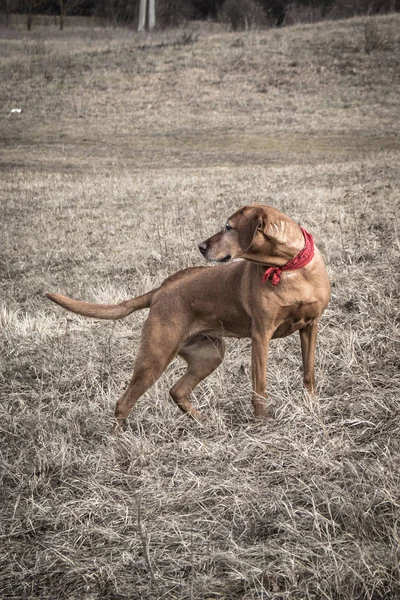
top-left (262, 228), bottom-right (315, 285)
top-left (242, 222), bottom-right (306, 267)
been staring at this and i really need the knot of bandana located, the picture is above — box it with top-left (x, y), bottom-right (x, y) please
top-left (262, 227), bottom-right (314, 286)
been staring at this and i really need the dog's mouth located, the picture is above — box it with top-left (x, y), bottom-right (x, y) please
top-left (203, 254), bottom-right (232, 264)
top-left (217, 254), bottom-right (232, 263)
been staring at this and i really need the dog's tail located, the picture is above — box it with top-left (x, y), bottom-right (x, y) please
top-left (45, 289), bottom-right (157, 320)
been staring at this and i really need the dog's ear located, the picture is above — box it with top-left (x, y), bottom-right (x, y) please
top-left (238, 208), bottom-right (267, 252)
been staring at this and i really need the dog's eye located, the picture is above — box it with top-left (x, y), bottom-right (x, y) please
top-left (225, 223), bottom-right (233, 231)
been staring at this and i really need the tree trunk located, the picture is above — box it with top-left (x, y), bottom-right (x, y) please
top-left (27, 2), bottom-right (32, 30)
top-left (148, 0), bottom-right (155, 30)
top-left (59, 0), bottom-right (64, 29)
top-left (138, 0), bottom-right (146, 31)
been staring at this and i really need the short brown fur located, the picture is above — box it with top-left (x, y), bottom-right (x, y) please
top-left (46, 204), bottom-right (330, 427)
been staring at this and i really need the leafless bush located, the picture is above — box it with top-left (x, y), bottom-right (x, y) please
top-left (285, 2), bottom-right (327, 24)
top-left (173, 29), bottom-right (199, 44)
top-left (286, 0), bottom-right (399, 25)
top-left (364, 19), bottom-right (387, 52)
top-left (93, 0), bottom-right (139, 26)
top-left (156, 0), bottom-right (195, 27)
top-left (221, 0), bottom-right (266, 30)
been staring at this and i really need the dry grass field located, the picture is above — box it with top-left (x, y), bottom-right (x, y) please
top-left (1, 13), bottom-right (400, 600)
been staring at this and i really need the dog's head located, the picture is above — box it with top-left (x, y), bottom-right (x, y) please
top-left (198, 204), bottom-right (304, 266)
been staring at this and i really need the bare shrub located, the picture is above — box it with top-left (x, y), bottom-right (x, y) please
top-left (287, 0), bottom-right (400, 25)
top-left (364, 19), bottom-right (387, 53)
top-left (221, 0), bottom-right (266, 30)
top-left (285, 2), bottom-right (327, 24)
top-left (173, 30), bottom-right (199, 45)
top-left (157, 0), bottom-right (195, 27)
top-left (258, 0), bottom-right (286, 26)
top-left (93, 0), bottom-right (139, 26)
top-left (59, 0), bottom-right (86, 30)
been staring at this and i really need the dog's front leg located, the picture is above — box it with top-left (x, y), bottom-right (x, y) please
top-left (250, 326), bottom-right (273, 419)
top-left (299, 320), bottom-right (319, 394)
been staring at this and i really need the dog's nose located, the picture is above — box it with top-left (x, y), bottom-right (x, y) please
top-left (198, 241), bottom-right (208, 256)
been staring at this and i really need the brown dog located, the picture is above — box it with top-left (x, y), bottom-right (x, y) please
top-left (46, 204), bottom-right (330, 426)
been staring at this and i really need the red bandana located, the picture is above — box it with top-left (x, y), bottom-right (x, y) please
top-left (262, 227), bottom-right (314, 285)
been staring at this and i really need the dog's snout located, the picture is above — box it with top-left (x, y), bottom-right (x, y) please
top-left (198, 241), bottom-right (208, 256)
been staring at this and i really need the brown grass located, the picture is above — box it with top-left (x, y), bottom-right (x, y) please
top-left (1, 13), bottom-right (400, 600)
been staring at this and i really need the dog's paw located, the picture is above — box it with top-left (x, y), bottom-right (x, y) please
top-left (111, 418), bottom-right (128, 435)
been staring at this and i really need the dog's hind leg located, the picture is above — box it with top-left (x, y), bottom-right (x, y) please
top-left (114, 314), bottom-right (186, 429)
top-left (170, 335), bottom-right (225, 420)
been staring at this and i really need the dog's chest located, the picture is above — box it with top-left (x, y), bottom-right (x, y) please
top-left (186, 293), bottom-right (252, 337)
top-left (272, 301), bottom-right (321, 338)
